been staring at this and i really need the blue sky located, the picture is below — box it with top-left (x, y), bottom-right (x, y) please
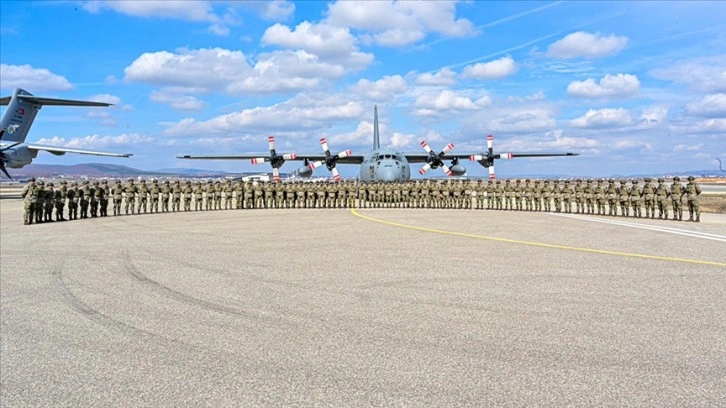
top-left (1, 0), bottom-right (725, 178)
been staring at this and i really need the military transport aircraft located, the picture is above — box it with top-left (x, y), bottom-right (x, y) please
top-left (177, 106), bottom-right (578, 182)
top-left (0, 88), bottom-right (132, 179)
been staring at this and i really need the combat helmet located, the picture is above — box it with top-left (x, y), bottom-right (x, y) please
top-left (687, 176), bottom-right (695, 181)
top-left (658, 178), bottom-right (664, 183)
top-left (673, 176), bottom-right (680, 181)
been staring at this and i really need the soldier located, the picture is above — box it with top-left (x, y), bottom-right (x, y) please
top-left (618, 180), bottom-right (630, 217)
top-left (561, 180), bottom-right (574, 213)
top-left (136, 179), bottom-right (149, 214)
top-left (254, 181), bottom-right (265, 209)
top-left (274, 181), bottom-right (284, 209)
top-left (56, 180), bottom-right (68, 221)
top-left (234, 180), bottom-right (244, 209)
top-left (513, 179), bottom-right (523, 211)
top-left (35, 180), bottom-right (45, 223)
top-left (171, 180), bottom-right (182, 212)
top-left (150, 179), bottom-right (161, 213)
top-left (523, 179), bottom-right (533, 211)
top-left (313, 181), bottom-right (324, 208)
top-left (161, 180), bottom-right (171, 212)
top-left (642, 178), bottom-right (656, 219)
top-left (205, 181), bottom-right (214, 210)
top-left (44, 183), bottom-right (56, 222)
top-left (99, 180), bottom-right (109, 217)
top-left (629, 179), bottom-right (642, 218)
top-left (670, 176), bottom-right (683, 221)
top-left (503, 179), bottom-right (513, 210)
top-left (183, 180), bottom-right (193, 211)
top-left (194, 181), bottom-right (204, 211)
top-left (214, 180), bottom-right (223, 210)
top-left (124, 178), bottom-right (137, 215)
top-left (80, 180), bottom-right (92, 219)
top-left (681, 176), bottom-right (701, 222)
top-left (494, 180), bottom-right (504, 210)
top-left (485, 180), bottom-right (495, 210)
top-left (606, 179), bottom-right (618, 216)
top-left (532, 180), bottom-right (542, 211)
top-left (552, 180), bottom-right (563, 213)
top-left (594, 179), bottom-right (606, 215)
top-left (295, 181), bottom-right (306, 209)
top-left (655, 178), bottom-right (670, 219)
top-left (285, 181), bottom-right (296, 209)
top-left (584, 179), bottom-right (594, 214)
top-left (574, 179), bottom-right (584, 214)
top-left (225, 180), bottom-right (235, 209)
top-left (90, 181), bottom-right (100, 217)
top-left (111, 179), bottom-right (123, 216)
top-left (69, 182), bottom-right (80, 220)
top-left (21, 177), bottom-right (37, 225)
top-left (541, 180), bottom-right (552, 212)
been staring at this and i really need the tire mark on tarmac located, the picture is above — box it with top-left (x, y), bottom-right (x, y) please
top-left (122, 251), bottom-right (293, 327)
top-left (350, 209), bottom-right (726, 267)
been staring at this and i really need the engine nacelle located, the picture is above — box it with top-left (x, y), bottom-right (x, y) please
top-left (3, 145), bottom-right (33, 169)
top-left (450, 164), bottom-right (466, 176)
top-left (297, 166), bottom-right (313, 178)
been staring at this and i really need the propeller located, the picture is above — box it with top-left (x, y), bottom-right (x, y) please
top-left (308, 138), bottom-right (352, 181)
top-left (0, 128), bottom-right (21, 179)
top-left (418, 140), bottom-right (455, 176)
top-left (468, 134), bottom-right (514, 180)
top-left (250, 135), bottom-right (297, 182)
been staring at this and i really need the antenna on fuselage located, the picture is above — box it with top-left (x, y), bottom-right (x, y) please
top-left (373, 105), bottom-right (380, 151)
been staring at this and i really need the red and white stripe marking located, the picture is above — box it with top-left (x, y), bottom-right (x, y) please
top-left (268, 135), bottom-right (276, 151)
top-left (501, 153), bottom-right (513, 159)
top-left (320, 138), bottom-right (329, 153)
top-left (251, 157), bottom-right (267, 164)
top-left (487, 134), bottom-right (493, 150)
top-left (442, 143), bottom-right (455, 154)
top-left (420, 140), bottom-right (432, 153)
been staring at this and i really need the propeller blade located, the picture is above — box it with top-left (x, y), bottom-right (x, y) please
top-left (268, 135), bottom-right (276, 151)
top-left (420, 140), bottom-right (433, 154)
top-left (331, 167), bottom-right (341, 181)
top-left (440, 143), bottom-right (455, 155)
top-left (336, 149), bottom-right (353, 159)
top-left (308, 160), bottom-right (324, 170)
top-left (320, 138), bottom-right (330, 154)
top-left (500, 153), bottom-right (514, 160)
top-left (272, 167), bottom-right (280, 183)
top-left (282, 153), bottom-right (297, 160)
top-left (251, 157), bottom-right (268, 164)
top-left (418, 163), bottom-right (431, 175)
top-left (441, 164), bottom-right (453, 176)
top-left (489, 165), bottom-right (495, 180)
top-left (487, 134), bottom-right (493, 151)
top-left (469, 155), bottom-right (484, 161)
top-left (0, 162), bottom-right (11, 179)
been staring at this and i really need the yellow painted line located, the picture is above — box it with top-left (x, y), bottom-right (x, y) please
top-left (350, 209), bottom-right (726, 268)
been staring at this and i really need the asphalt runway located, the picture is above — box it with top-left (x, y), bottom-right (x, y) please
top-left (1, 199), bottom-right (725, 406)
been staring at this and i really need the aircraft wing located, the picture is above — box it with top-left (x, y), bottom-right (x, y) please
top-left (25, 143), bottom-right (132, 157)
top-left (176, 153), bottom-right (366, 164)
top-left (403, 152), bottom-right (579, 163)
top-left (0, 95), bottom-right (112, 107)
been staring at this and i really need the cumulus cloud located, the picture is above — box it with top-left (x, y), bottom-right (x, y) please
top-left (650, 55), bottom-right (726, 93)
top-left (489, 108), bottom-right (558, 133)
top-left (567, 73), bottom-right (640, 98)
top-left (546, 31), bottom-right (628, 59)
top-left (415, 68), bottom-right (457, 86)
top-left (325, 1), bottom-right (474, 47)
top-left (569, 108), bottom-right (633, 128)
top-left (149, 89), bottom-right (205, 111)
top-left (0, 64), bottom-right (73, 92)
top-left (124, 47), bottom-right (353, 95)
top-left (350, 75), bottom-right (408, 101)
top-left (35, 133), bottom-right (152, 149)
top-left (89, 94), bottom-right (121, 105)
top-left (669, 118), bottom-right (726, 134)
top-left (685, 93), bottom-right (726, 117)
top-left (413, 90), bottom-right (479, 115)
top-left (461, 56), bottom-right (517, 80)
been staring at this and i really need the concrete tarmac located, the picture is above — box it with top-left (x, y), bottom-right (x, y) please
top-left (1, 199), bottom-right (725, 406)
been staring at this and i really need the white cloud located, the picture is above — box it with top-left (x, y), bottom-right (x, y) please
top-left (490, 108), bottom-right (558, 132)
top-left (685, 93), bottom-right (726, 118)
top-left (0, 64), bottom-right (73, 92)
top-left (506, 92), bottom-right (547, 103)
top-left (149, 89), bottom-right (205, 111)
top-left (650, 55), bottom-right (726, 93)
top-left (350, 75), bottom-right (408, 101)
top-left (612, 139), bottom-right (652, 151)
top-left (89, 94), bottom-right (121, 105)
top-left (325, 1), bottom-right (474, 47)
top-left (669, 118), bottom-right (726, 134)
top-left (415, 68), bottom-right (457, 86)
top-left (499, 129), bottom-right (600, 153)
top-left (569, 108), bottom-right (633, 128)
top-left (546, 31), bottom-right (628, 59)
top-left (35, 133), bottom-right (151, 149)
top-left (259, 1), bottom-right (295, 21)
top-left (388, 132), bottom-right (416, 148)
top-left (412, 90), bottom-right (486, 117)
top-left (461, 56), bottom-right (517, 80)
top-left (567, 74), bottom-right (640, 98)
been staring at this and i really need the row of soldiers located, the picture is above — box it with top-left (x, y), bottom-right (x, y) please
top-left (20, 176), bottom-right (703, 225)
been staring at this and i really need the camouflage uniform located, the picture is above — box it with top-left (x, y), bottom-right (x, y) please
top-left (594, 180), bottom-right (606, 215)
top-left (618, 180), bottom-right (631, 217)
top-left (494, 180), bottom-right (504, 210)
top-left (171, 180), bottom-right (182, 212)
top-left (81, 180), bottom-right (92, 218)
top-left (183, 181), bottom-right (193, 211)
top-left (574, 179), bottom-right (584, 214)
top-left (69, 182), bottom-right (80, 220)
top-left (99, 180), bottom-right (109, 217)
top-left (21, 178), bottom-right (38, 225)
top-left (584, 180), bottom-right (594, 214)
top-left (136, 179), bottom-right (149, 214)
top-left (194, 182), bottom-right (204, 211)
top-left (89, 181), bottom-right (99, 218)
top-left (111, 180), bottom-right (123, 216)
top-left (670, 177), bottom-right (683, 221)
top-left (655, 178), bottom-right (670, 219)
top-left (124, 179), bottom-right (137, 215)
top-left (541, 180), bottom-right (552, 212)
top-left (513, 179), bottom-right (523, 211)
top-left (161, 181), bottom-right (171, 212)
top-left (606, 179), bottom-right (618, 216)
top-left (225, 181), bottom-right (235, 209)
top-left (629, 179), bottom-right (642, 218)
top-left (681, 176), bottom-right (701, 222)
top-left (642, 178), bottom-right (655, 219)
top-left (205, 181), bottom-right (214, 210)
top-left (150, 180), bottom-right (161, 213)
top-left (56, 181), bottom-right (68, 221)
top-left (503, 180), bottom-right (514, 210)
top-left (44, 183), bottom-right (56, 222)
top-left (561, 181), bottom-right (574, 213)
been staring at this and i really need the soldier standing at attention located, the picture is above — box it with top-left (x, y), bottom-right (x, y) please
top-left (90, 181), bottom-right (100, 217)
top-left (532, 180), bottom-right (542, 211)
top-left (584, 180), bottom-right (594, 214)
top-left (79, 180), bottom-right (91, 219)
top-left (69, 182), bottom-right (80, 220)
top-left (574, 179), bottom-right (584, 214)
top-left (99, 180), bottom-right (110, 217)
top-left (171, 180), bottom-right (182, 212)
top-left (226, 180), bottom-right (236, 209)
top-left (552, 180), bottom-right (563, 213)
top-left (214, 180), bottom-right (224, 210)
top-left (618, 180), bottom-right (630, 217)
top-left (606, 179), bottom-right (618, 216)
top-left (204, 181), bottom-right (214, 210)
top-left (541, 180), bottom-right (552, 212)
top-left (681, 176), bottom-right (701, 222)
top-left (35, 180), bottom-right (46, 223)
top-left (161, 180), bottom-right (171, 212)
top-left (21, 177), bottom-right (37, 225)
top-left (642, 178), bottom-right (656, 219)
top-left (44, 183), bottom-right (56, 222)
top-left (149, 179), bottom-right (161, 213)
top-left (492, 180), bottom-right (503, 210)
top-left (194, 181), bottom-right (204, 211)
top-left (502, 179), bottom-right (512, 210)
top-left (513, 179), bottom-right (522, 211)
top-left (562, 180), bottom-right (574, 213)
top-left (124, 178), bottom-right (137, 215)
top-left (56, 180), bottom-right (68, 221)
top-left (183, 180), bottom-right (193, 211)
top-left (111, 180), bottom-right (123, 216)
top-left (655, 178), bottom-right (670, 219)
top-left (670, 176), bottom-right (683, 221)
top-left (274, 181), bottom-right (284, 209)
top-left (484, 180), bottom-right (494, 210)
top-left (593, 179), bottom-right (604, 215)
top-left (136, 179), bottom-right (149, 214)
top-left (629, 179), bottom-right (642, 218)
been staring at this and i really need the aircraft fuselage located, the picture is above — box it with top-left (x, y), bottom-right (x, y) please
top-left (358, 148), bottom-right (411, 182)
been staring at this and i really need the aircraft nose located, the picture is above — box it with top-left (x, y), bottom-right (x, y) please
top-left (376, 164), bottom-right (399, 182)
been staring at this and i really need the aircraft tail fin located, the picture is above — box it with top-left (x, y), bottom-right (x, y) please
top-left (0, 88), bottom-right (112, 143)
top-left (373, 105), bottom-right (380, 150)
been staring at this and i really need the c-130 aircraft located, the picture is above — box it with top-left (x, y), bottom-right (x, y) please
top-left (0, 88), bottom-right (132, 179)
top-left (178, 106), bottom-right (578, 182)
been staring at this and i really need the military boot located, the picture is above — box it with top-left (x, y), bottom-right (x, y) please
top-left (695, 216), bottom-right (700, 222)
